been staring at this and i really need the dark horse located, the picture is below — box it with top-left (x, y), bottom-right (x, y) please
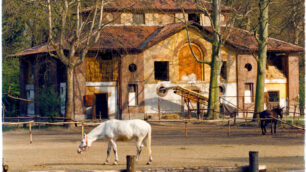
top-left (259, 107), bottom-right (283, 135)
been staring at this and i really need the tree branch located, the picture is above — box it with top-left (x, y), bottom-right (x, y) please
top-left (181, 6), bottom-right (211, 65)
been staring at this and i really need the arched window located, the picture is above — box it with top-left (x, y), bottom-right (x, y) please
top-left (178, 43), bottom-right (204, 81)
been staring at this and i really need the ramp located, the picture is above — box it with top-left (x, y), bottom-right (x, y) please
top-left (170, 86), bottom-right (209, 105)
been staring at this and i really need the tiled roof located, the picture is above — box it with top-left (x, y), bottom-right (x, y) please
top-left (90, 26), bottom-right (159, 51)
top-left (81, 0), bottom-right (231, 13)
top-left (14, 23), bottom-right (304, 57)
top-left (213, 27), bottom-right (305, 52)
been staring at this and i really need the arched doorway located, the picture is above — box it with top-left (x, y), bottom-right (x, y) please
top-left (178, 43), bottom-right (204, 81)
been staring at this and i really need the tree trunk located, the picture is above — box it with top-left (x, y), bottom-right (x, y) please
top-left (65, 66), bottom-right (75, 123)
top-left (254, 0), bottom-right (269, 117)
top-left (207, 0), bottom-right (221, 119)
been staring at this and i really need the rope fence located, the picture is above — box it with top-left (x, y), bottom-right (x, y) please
top-left (3, 116), bottom-right (304, 144)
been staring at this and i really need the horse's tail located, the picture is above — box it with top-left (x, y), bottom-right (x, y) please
top-left (146, 125), bottom-right (152, 161)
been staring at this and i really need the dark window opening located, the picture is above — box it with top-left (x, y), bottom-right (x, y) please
top-left (95, 94), bottom-right (108, 119)
top-left (245, 63), bottom-right (252, 71)
top-left (188, 13), bottom-right (200, 24)
top-left (133, 13), bottom-right (145, 24)
top-left (101, 52), bottom-right (113, 60)
top-left (154, 61), bottom-right (169, 81)
top-left (220, 61), bottom-right (227, 80)
top-left (268, 91), bottom-right (279, 102)
top-left (219, 86), bottom-right (225, 95)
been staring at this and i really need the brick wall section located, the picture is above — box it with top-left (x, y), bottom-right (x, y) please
top-left (120, 53), bottom-right (145, 116)
top-left (287, 54), bottom-right (299, 107)
top-left (236, 54), bottom-right (257, 110)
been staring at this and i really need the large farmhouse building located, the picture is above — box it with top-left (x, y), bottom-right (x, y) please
top-left (15, 0), bottom-right (303, 120)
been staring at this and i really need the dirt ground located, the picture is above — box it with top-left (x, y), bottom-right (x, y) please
top-left (3, 121), bottom-right (305, 171)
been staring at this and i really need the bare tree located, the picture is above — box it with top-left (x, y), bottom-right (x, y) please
top-left (181, 0), bottom-right (242, 119)
top-left (254, 0), bottom-right (270, 117)
top-left (45, 0), bottom-right (108, 124)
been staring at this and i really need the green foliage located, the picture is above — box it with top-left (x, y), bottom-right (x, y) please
top-left (37, 86), bottom-right (61, 119)
top-left (2, 58), bottom-right (20, 117)
top-left (299, 55), bottom-right (305, 115)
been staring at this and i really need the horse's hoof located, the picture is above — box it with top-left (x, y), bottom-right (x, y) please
top-left (112, 161), bottom-right (118, 165)
top-left (146, 162), bottom-right (151, 165)
top-left (102, 161), bottom-right (109, 165)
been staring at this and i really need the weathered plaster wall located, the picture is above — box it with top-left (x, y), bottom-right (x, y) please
top-left (142, 28), bottom-right (237, 116)
top-left (121, 13), bottom-right (133, 25)
top-left (200, 14), bottom-right (210, 26)
top-left (143, 28), bottom-right (214, 83)
top-left (145, 13), bottom-right (175, 25)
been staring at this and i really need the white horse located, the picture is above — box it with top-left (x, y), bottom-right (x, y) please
top-left (77, 119), bottom-right (153, 165)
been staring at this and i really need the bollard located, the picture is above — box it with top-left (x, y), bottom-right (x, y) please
top-left (3, 164), bottom-right (8, 172)
top-left (249, 151), bottom-right (259, 172)
top-left (126, 155), bottom-right (136, 172)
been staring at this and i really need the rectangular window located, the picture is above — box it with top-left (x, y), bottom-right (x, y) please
top-left (220, 61), bottom-right (227, 80)
top-left (244, 83), bottom-right (253, 103)
top-left (154, 61), bottom-right (169, 81)
top-left (268, 91), bottom-right (279, 102)
top-left (128, 84), bottom-right (138, 106)
top-left (188, 13), bottom-right (200, 24)
top-left (133, 13), bottom-right (145, 24)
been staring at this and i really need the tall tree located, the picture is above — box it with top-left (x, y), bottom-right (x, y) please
top-left (254, 0), bottom-right (269, 116)
top-left (182, 0), bottom-right (240, 119)
top-left (45, 0), bottom-right (108, 123)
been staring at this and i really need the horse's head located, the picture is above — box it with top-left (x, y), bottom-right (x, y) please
top-left (77, 134), bottom-right (88, 154)
top-left (273, 106), bottom-right (284, 119)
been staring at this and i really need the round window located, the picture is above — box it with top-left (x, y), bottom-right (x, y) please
top-left (156, 86), bottom-right (168, 97)
top-left (219, 86), bottom-right (225, 95)
top-left (128, 63), bottom-right (137, 72)
top-left (245, 63), bottom-right (252, 71)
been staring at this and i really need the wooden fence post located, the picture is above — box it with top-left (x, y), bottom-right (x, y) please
top-left (29, 121), bottom-right (32, 144)
top-left (99, 112), bottom-right (102, 121)
top-left (292, 105), bottom-right (296, 125)
top-left (126, 155), bottom-right (136, 172)
top-left (249, 151), bottom-right (259, 172)
top-left (227, 120), bottom-right (230, 136)
top-left (81, 122), bottom-right (85, 138)
top-left (184, 121), bottom-right (188, 137)
top-left (158, 97), bottom-right (161, 120)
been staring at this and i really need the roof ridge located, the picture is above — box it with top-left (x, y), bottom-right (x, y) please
top-left (139, 26), bottom-right (164, 50)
